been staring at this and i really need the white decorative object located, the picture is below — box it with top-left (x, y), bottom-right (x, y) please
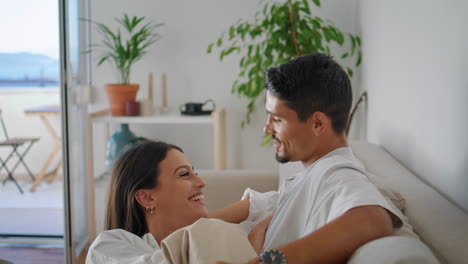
top-left (160, 72), bottom-right (170, 114)
top-left (139, 72), bottom-right (155, 116)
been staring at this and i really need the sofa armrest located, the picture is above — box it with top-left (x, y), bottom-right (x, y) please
top-left (350, 141), bottom-right (468, 264)
top-left (199, 170), bottom-right (279, 213)
top-left (349, 236), bottom-right (440, 264)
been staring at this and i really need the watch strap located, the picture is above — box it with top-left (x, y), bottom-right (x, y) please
top-left (259, 249), bottom-right (286, 264)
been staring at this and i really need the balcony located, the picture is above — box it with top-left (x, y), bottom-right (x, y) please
top-left (0, 88), bottom-right (63, 237)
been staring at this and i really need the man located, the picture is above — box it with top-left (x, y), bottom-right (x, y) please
top-left (213, 53), bottom-right (404, 264)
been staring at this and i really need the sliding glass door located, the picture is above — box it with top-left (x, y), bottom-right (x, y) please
top-left (59, 0), bottom-right (94, 262)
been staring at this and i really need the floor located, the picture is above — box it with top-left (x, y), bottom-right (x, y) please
top-left (0, 178), bottom-right (64, 236)
top-left (0, 173), bottom-right (111, 263)
top-left (0, 178), bottom-right (65, 263)
top-left (0, 246), bottom-right (64, 264)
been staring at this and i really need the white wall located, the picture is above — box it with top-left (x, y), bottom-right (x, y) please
top-left (358, 0), bottom-right (468, 212)
top-left (89, 0), bottom-right (359, 173)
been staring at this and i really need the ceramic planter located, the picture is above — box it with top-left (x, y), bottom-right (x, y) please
top-left (104, 123), bottom-right (136, 171)
top-left (104, 84), bottom-right (139, 116)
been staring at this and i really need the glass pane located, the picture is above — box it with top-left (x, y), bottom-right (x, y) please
top-left (0, 0), bottom-right (64, 263)
top-left (60, 0), bottom-right (92, 262)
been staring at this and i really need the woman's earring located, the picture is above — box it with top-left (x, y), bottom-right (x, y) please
top-left (146, 207), bottom-right (155, 215)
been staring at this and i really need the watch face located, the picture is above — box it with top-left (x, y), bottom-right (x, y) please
top-left (260, 249), bottom-right (286, 264)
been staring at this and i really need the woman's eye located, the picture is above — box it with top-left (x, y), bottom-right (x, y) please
top-left (273, 118), bottom-right (281, 123)
top-left (177, 172), bottom-right (190, 178)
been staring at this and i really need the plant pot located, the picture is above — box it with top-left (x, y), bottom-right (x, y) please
top-left (104, 84), bottom-right (139, 116)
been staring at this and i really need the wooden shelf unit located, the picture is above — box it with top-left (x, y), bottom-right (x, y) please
top-left (88, 109), bottom-right (227, 170)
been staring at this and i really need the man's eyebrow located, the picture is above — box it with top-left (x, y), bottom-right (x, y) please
top-left (173, 165), bottom-right (192, 174)
top-left (266, 110), bottom-right (278, 116)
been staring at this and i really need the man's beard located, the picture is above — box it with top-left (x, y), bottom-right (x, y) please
top-left (275, 152), bottom-right (289, 163)
top-left (273, 134), bottom-right (289, 163)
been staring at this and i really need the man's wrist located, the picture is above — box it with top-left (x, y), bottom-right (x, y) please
top-left (259, 249), bottom-right (286, 264)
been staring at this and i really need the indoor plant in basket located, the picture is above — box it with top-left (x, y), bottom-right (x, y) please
top-left (90, 14), bottom-right (163, 115)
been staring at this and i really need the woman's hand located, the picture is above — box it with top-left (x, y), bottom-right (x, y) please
top-left (248, 215), bottom-right (273, 254)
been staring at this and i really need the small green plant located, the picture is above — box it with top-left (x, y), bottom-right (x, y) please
top-left (128, 136), bottom-right (148, 144)
top-left (88, 14), bottom-right (163, 84)
top-left (208, 0), bottom-right (362, 128)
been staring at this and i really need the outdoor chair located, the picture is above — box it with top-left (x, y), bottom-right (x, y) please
top-left (0, 109), bottom-right (39, 193)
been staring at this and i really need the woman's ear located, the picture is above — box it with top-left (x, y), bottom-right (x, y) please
top-left (134, 189), bottom-right (157, 209)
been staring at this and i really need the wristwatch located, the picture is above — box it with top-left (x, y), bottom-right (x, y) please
top-left (259, 249), bottom-right (287, 264)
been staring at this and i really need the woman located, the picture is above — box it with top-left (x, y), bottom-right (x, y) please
top-left (86, 140), bottom-right (269, 263)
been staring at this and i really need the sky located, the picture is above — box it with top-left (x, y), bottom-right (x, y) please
top-left (0, 0), bottom-right (59, 59)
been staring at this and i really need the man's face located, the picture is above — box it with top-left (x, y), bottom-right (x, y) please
top-left (263, 92), bottom-right (316, 164)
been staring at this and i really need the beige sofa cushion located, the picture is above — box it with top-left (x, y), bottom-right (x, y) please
top-left (199, 170), bottom-right (278, 213)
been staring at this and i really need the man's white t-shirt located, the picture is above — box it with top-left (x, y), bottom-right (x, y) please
top-left (241, 147), bottom-right (407, 251)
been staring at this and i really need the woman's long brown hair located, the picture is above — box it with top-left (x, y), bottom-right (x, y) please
top-left (105, 140), bottom-right (182, 237)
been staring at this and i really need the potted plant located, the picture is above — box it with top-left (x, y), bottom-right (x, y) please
top-left (207, 0), bottom-right (362, 142)
top-left (90, 14), bottom-right (163, 116)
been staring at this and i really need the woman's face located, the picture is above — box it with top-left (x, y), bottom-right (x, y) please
top-left (153, 148), bottom-right (208, 227)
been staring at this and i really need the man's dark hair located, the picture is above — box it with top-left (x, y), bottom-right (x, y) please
top-left (265, 53), bottom-right (352, 134)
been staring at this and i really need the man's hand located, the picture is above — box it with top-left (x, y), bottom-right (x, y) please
top-left (248, 215), bottom-right (273, 254)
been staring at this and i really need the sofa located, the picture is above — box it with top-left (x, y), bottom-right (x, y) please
top-left (199, 142), bottom-right (468, 264)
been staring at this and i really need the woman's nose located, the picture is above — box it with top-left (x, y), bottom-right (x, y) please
top-left (194, 173), bottom-right (206, 188)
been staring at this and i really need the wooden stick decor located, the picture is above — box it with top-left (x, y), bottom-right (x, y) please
top-left (148, 72), bottom-right (154, 103)
top-left (162, 73), bottom-right (167, 108)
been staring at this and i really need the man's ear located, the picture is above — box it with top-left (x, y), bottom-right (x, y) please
top-left (134, 189), bottom-right (157, 209)
top-left (308, 112), bottom-right (329, 136)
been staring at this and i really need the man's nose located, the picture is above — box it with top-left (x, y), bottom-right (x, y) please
top-left (264, 117), bottom-right (273, 134)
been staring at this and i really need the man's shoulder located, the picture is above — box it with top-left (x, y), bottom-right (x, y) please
top-left (307, 150), bottom-right (370, 184)
top-left (312, 149), bottom-right (364, 174)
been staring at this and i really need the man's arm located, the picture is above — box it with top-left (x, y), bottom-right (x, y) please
top-left (247, 205), bottom-right (393, 264)
top-left (208, 198), bottom-right (250, 224)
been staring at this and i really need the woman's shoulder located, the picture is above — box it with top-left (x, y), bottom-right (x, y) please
top-left (92, 229), bottom-right (158, 249)
top-left (87, 229), bottom-right (162, 263)
top-left (95, 228), bottom-right (137, 239)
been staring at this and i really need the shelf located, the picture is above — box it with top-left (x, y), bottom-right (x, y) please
top-left (92, 113), bottom-right (213, 124)
top-left (88, 109), bottom-right (226, 170)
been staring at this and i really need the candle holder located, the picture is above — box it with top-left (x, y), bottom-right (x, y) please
top-left (125, 100), bottom-right (140, 116)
